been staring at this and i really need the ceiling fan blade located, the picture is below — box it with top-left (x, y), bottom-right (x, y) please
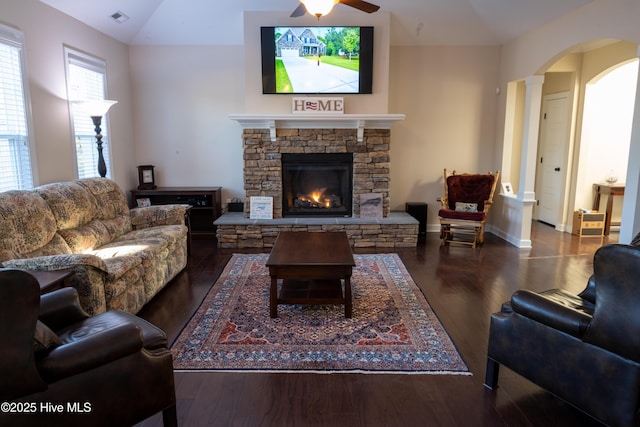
top-left (290, 3), bottom-right (307, 17)
top-left (339, 0), bottom-right (380, 13)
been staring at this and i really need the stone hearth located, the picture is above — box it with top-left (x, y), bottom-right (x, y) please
top-left (215, 212), bottom-right (418, 249)
top-left (216, 114), bottom-right (417, 249)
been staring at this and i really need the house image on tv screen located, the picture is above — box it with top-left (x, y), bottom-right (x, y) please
top-left (276, 28), bottom-right (326, 57)
top-left (271, 27), bottom-right (365, 93)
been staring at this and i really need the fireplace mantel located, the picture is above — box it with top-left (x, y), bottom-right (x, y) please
top-left (228, 114), bottom-right (405, 142)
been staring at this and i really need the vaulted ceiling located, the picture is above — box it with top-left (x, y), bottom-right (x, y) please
top-left (39, 0), bottom-right (594, 46)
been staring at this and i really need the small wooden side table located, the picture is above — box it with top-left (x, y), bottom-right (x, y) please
top-left (30, 269), bottom-right (75, 294)
top-left (592, 183), bottom-right (625, 235)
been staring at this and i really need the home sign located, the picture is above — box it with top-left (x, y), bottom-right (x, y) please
top-left (291, 97), bottom-right (344, 114)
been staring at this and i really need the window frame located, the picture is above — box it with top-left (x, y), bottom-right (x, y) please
top-left (0, 23), bottom-right (37, 191)
top-left (64, 46), bottom-right (113, 179)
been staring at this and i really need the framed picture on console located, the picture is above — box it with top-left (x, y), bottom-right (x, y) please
top-left (137, 165), bottom-right (156, 190)
top-left (136, 197), bottom-right (151, 208)
top-left (501, 182), bottom-right (514, 196)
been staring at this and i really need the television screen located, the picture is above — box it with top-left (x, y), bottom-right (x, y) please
top-left (261, 26), bottom-right (373, 94)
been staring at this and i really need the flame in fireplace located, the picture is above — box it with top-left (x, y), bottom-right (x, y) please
top-left (310, 188), bottom-right (327, 203)
top-left (296, 188), bottom-right (339, 209)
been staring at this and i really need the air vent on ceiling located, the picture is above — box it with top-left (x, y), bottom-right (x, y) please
top-left (110, 11), bottom-right (130, 24)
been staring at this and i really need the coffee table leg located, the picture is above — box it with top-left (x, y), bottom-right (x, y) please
top-left (270, 276), bottom-right (278, 318)
top-left (344, 276), bottom-right (352, 318)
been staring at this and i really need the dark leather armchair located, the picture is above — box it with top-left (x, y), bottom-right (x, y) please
top-left (484, 243), bottom-right (640, 427)
top-left (0, 268), bottom-right (177, 427)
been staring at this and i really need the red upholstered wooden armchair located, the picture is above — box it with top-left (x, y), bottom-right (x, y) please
top-left (437, 169), bottom-right (499, 247)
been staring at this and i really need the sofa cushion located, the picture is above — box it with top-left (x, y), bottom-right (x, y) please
top-left (36, 179), bottom-right (133, 252)
top-left (76, 178), bottom-right (132, 235)
top-left (0, 190), bottom-right (72, 261)
top-left (35, 181), bottom-right (98, 230)
top-left (88, 249), bottom-right (143, 281)
top-left (58, 222), bottom-right (112, 253)
top-left (117, 225), bottom-right (187, 248)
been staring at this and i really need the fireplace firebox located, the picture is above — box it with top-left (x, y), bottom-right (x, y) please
top-left (282, 153), bottom-right (353, 217)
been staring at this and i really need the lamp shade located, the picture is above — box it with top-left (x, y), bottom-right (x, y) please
top-left (75, 99), bottom-right (118, 117)
top-left (301, 0), bottom-right (339, 17)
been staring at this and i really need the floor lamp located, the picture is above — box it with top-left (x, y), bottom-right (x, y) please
top-left (76, 100), bottom-right (118, 178)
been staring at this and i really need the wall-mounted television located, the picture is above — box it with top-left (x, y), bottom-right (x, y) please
top-left (261, 26), bottom-right (373, 94)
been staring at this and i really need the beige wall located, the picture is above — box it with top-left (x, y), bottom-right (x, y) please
top-left (1, 0), bottom-right (136, 191)
top-left (388, 45), bottom-right (501, 221)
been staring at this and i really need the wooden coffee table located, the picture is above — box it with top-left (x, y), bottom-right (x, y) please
top-left (266, 231), bottom-right (355, 318)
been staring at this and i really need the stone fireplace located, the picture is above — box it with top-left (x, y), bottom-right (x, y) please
top-left (216, 114), bottom-right (417, 249)
top-left (242, 126), bottom-right (391, 218)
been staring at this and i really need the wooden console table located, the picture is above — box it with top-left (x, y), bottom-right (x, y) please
top-left (130, 187), bottom-right (222, 240)
top-left (592, 183), bottom-right (625, 236)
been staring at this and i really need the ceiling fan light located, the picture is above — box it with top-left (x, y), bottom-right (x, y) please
top-left (301, 0), bottom-right (340, 17)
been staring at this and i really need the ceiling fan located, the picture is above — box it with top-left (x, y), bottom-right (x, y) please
top-left (291, 0), bottom-right (380, 19)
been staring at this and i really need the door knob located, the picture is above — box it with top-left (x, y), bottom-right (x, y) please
top-left (554, 167), bottom-right (561, 172)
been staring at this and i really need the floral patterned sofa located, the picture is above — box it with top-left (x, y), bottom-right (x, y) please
top-left (0, 178), bottom-right (188, 315)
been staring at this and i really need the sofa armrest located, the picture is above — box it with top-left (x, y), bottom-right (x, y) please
top-left (130, 204), bottom-right (188, 229)
top-left (437, 197), bottom-right (448, 209)
top-left (4, 255), bottom-right (110, 315)
top-left (2, 253), bottom-right (107, 273)
top-left (36, 322), bottom-right (143, 383)
top-left (39, 288), bottom-right (90, 330)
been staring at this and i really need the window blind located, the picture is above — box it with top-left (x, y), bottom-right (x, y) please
top-left (65, 48), bottom-right (112, 179)
top-left (0, 25), bottom-right (34, 192)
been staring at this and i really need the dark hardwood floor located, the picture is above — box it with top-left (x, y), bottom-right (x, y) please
top-left (137, 222), bottom-right (617, 427)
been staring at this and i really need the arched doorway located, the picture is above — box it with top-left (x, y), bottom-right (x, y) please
top-left (575, 59), bottom-right (638, 233)
top-left (498, 40), bottom-right (639, 246)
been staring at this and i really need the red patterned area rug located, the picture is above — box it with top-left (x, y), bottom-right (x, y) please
top-left (171, 253), bottom-right (469, 374)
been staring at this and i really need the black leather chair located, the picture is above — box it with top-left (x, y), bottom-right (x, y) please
top-left (484, 243), bottom-right (640, 427)
top-left (0, 268), bottom-right (177, 427)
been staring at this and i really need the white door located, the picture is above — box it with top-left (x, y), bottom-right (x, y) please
top-left (536, 93), bottom-right (570, 226)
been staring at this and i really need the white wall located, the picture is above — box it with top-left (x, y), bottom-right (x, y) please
top-left (128, 45), bottom-right (245, 201)
top-left (1, 0), bottom-right (136, 191)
